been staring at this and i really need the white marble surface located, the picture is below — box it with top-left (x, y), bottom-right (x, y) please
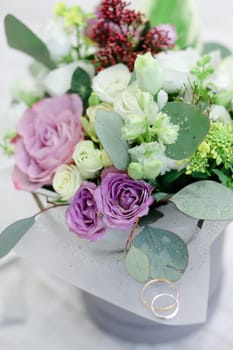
top-left (0, 0), bottom-right (233, 348)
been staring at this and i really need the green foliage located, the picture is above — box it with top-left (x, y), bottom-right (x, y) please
top-left (95, 110), bottom-right (130, 170)
top-left (69, 67), bottom-right (92, 109)
top-left (4, 15), bottom-right (55, 69)
top-left (190, 55), bottom-right (216, 106)
top-left (202, 42), bottom-right (232, 59)
top-left (134, 226), bottom-right (189, 282)
top-left (125, 245), bottom-right (150, 282)
top-left (0, 217), bottom-right (35, 259)
top-left (163, 102), bottom-right (210, 160)
top-left (170, 180), bottom-right (233, 220)
top-left (138, 207), bottom-right (164, 226)
top-left (186, 122), bottom-right (233, 187)
top-left (145, 0), bottom-right (200, 48)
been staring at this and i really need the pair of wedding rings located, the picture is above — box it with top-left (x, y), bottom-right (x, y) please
top-left (141, 278), bottom-right (179, 319)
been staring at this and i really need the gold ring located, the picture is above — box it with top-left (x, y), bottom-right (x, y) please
top-left (141, 278), bottom-right (179, 312)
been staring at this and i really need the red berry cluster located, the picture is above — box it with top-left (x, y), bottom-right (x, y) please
top-left (89, 0), bottom-right (174, 72)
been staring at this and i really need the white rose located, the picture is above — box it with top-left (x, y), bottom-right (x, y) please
top-left (114, 83), bottom-right (158, 124)
top-left (40, 20), bottom-right (71, 62)
top-left (73, 140), bottom-right (103, 179)
top-left (44, 61), bottom-right (95, 96)
top-left (209, 105), bottom-right (233, 126)
top-left (155, 48), bottom-right (200, 93)
top-left (92, 64), bottom-right (131, 103)
top-left (53, 164), bottom-right (82, 200)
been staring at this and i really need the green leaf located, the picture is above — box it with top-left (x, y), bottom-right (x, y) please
top-left (0, 217), bottom-right (35, 259)
top-left (70, 67), bottom-right (92, 109)
top-left (152, 192), bottom-right (170, 202)
top-left (95, 110), bottom-right (130, 170)
top-left (4, 15), bottom-right (55, 69)
top-left (134, 226), bottom-right (189, 282)
top-left (212, 169), bottom-right (231, 187)
top-left (202, 42), bottom-right (232, 59)
top-left (163, 102), bottom-right (210, 160)
top-left (170, 180), bottom-right (233, 220)
top-left (125, 245), bottom-right (150, 282)
top-left (138, 207), bottom-right (164, 227)
top-left (146, 0), bottom-right (200, 49)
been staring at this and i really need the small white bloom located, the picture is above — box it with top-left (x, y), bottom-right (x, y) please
top-left (114, 83), bottom-right (158, 123)
top-left (44, 61), bottom-right (94, 96)
top-left (157, 90), bottom-right (168, 110)
top-left (152, 112), bottom-right (179, 145)
top-left (121, 114), bottom-right (147, 141)
top-left (155, 48), bottom-right (200, 93)
top-left (73, 140), bottom-right (103, 179)
top-left (209, 105), bottom-right (233, 126)
top-left (129, 142), bottom-right (181, 178)
top-left (53, 164), bottom-right (82, 200)
top-left (92, 64), bottom-right (131, 103)
top-left (40, 20), bottom-right (71, 62)
top-left (134, 52), bottom-right (164, 95)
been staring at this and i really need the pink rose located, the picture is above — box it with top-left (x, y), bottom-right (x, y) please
top-left (95, 168), bottom-right (154, 230)
top-left (13, 94), bottom-right (84, 191)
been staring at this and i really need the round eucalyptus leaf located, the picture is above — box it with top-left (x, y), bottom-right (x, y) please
top-left (125, 245), bottom-right (150, 283)
top-left (170, 180), bottom-right (233, 220)
top-left (163, 102), bottom-right (210, 160)
top-left (134, 226), bottom-right (189, 282)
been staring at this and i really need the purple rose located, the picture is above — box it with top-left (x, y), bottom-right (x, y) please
top-left (95, 168), bottom-right (154, 230)
top-left (66, 182), bottom-right (106, 241)
top-left (12, 94), bottom-right (84, 191)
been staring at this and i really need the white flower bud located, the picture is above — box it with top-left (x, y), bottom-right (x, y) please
top-left (53, 164), bottom-right (82, 200)
top-left (73, 141), bottom-right (103, 179)
top-left (135, 52), bottom-right (164, 95)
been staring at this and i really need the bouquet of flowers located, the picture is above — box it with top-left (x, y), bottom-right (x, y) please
top-left (1, 0), bottom-right (233, 320)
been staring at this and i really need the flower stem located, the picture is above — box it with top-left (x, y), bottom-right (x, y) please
top-left (124, 217), bottom-right (139, 253)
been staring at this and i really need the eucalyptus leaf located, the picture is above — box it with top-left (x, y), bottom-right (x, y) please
top-left (4, 15), bottom-right (55, 69)
top-left (134, 226), bottom-right (189, 282)
top-left (0, 217), bottom-right (35, 259)
top-left (125, 245), bottom-right (150, 282)
top-left (163, 102), bottom-right (210, 160)
top-left (202, 42), bottom-right (232, 59)
top-left (95, 110), bottom-right (130, 170)
top-left (170, 180), bottom-right (233, 220)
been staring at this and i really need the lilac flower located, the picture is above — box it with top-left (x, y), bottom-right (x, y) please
top-left (66, 182), bottom-right (106, 241)
top-left (12, 94), bottom-right (84, 191)
top-left (95, 168), bottom-right (154, 230)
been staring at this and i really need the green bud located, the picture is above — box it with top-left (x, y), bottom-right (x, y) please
top-left (128, 162), bottom-right (144, 180)
top-left (88, 92), bottom-right (101, 107)
top-left (202, 55), bottom-right (211, 65)
top-left (135, 52), bottom-right (164, 95)
top-left (143, 160), bottom-right (162, 179)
